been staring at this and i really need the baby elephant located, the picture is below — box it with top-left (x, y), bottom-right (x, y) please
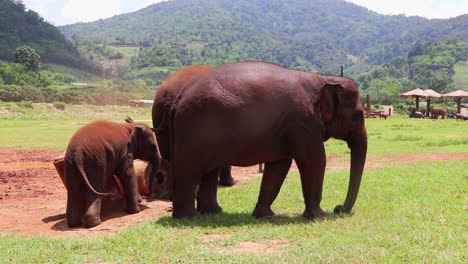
top-left (65, 120), bottom-right (160, 228)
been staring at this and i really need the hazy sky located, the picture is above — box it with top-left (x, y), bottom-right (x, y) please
top-left (23, 0), bottom-right (468, 26)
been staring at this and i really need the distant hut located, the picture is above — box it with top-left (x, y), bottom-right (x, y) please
top-left (442, 90), bottom-right (468, 114)
top-left (129, 99), bottom-right (154, 108)
top-left (400, 88), bottom-right (428, 111)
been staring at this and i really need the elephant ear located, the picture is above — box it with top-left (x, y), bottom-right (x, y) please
top-left (128, 125), bottom-right (146, 153)
top-left (317, 83), bottom-right (343, 122)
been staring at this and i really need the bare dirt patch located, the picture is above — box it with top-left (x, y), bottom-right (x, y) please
top-left (214, 239), bottom-right (288, 254)
top-left (0, 149), bottom-right (466, 238)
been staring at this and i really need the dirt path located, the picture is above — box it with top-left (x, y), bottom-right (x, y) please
top-left (0, 149), bottom-right (466, 238)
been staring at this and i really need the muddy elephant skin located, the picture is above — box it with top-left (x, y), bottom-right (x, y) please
top-left (152, 65), bottom-right (235, 200)
top-left (429, 107), bottom-right (446, 119)
top-left (65, 120), bottom-right (160, 228)
top-left (170, 61), bottom-right (368, 219)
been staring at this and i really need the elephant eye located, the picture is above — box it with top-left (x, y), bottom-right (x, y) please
top-left (352, 110), bottom-right (363, 122)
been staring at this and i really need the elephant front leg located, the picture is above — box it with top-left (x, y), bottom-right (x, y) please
top-left (197, 168), bottom-right (223, 214)
top-left (295, 148), bottom-right (328, 220)
top-left (118, 165), bottom-right (140, 214)
top-left (252, 158), bottom-right (292, 218)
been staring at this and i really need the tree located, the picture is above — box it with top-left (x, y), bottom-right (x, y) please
top-left (14, 45), bottom-right (40, 71)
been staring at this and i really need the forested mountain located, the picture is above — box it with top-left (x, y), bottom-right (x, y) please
top-left (357, 39), bottom-right (468, 103)
top-left (59, 0), bottom-right (468, 73)
top-left (0, 0), bottom-right (96, 71)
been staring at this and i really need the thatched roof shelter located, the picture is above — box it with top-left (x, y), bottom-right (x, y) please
top-left (442, 90), bottom-right (468, 113)
top-left (400, 88), bottom-right (429, 110)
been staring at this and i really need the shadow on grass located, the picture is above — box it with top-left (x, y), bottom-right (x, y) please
top-left (154, 211), bottom-right (353, 228)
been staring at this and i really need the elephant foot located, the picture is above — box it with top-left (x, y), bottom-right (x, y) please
top-left (67, 216), bottom-right (81, 228)
top-left (82, 214), bottom-right (101, 228)
top-left (252, 204), bottom-right (275, 218)
top-left (137, 194), bottom-right (143, 203)
top-left (303, 207), bottom-right (328, 220)
top-left (172, 207), bottom-right (200, 218)
top-left (125, 202), bottom-right (140, 214)
top-left (334, 204), bottom-right (347, 214)
top-left (197, 204), bottom-right (223, 215)
top-left (218, 177), bottom-right (237, 187)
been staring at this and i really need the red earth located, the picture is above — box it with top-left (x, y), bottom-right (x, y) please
top-left (0, 148), bottom-right (466, 238)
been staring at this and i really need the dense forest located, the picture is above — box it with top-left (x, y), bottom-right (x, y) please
top-left (60, 0), bottom-right (468, 73)
top-left (357, 39), bottom-right (468, 104)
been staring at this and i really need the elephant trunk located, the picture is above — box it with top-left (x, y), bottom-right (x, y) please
top-left (334, 129), bottom-right (367, 214)
top-left (148, 156), bottom-right (161, 196)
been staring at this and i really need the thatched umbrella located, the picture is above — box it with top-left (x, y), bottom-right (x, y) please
top-left (442, 90), bottom-right (468, 114)
top-left (400, 88), bottom-right (428, 110)
top-left (423, 89), bottom-right (442, 116)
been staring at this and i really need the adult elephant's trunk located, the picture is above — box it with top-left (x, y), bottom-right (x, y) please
top-left (334, 129), bottom-right (367, 214)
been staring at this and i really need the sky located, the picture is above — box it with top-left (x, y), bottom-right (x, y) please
top-left (23, 0), bottom-right (468, 26)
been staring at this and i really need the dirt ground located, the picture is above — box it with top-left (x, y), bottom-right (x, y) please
top-left (0, 148), bottom-right (466, 238)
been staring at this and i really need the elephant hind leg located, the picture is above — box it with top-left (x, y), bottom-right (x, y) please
top-left (218, 166), bottom-right (236, 186)
top-left (252, 158), bottom-right (292, 218)
top-left (172, 166), bottom-right (202, 218)
top-left (66, 167), bottom-right (82, 228)
top-left (197, 168), bottom-right (223, 214)
top-left (82, 193), bottom-right (102, 228)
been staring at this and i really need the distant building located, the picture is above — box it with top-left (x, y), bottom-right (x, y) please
top-left (129, 99), bottom-right (153, 108)
top-left (382, 105), bottom-right (394, 116)
top-left (72, 83), bottom-right (88, 86)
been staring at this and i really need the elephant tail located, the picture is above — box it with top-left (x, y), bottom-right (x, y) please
top-left (76, 162), bottom-right (117, 200)
top-left (152, 105), bottom-right (168, 134)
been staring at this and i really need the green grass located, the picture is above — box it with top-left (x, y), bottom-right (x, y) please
top-left (0, 160), bottom-right (466, 263)
top-left (326, 117), bottom-right (468, 157)
top-left (453, 62), bottom-right (468, 89)
top-left (0, 103), bottom-right (152, 148)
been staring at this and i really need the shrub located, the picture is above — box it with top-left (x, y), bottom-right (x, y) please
top-left (52, 101), bottom-right (66, 110)
top-left (16, 100), bottom-right (33, 108)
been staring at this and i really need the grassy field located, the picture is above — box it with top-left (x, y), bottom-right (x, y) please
top-left (0, 105), bottom-right (467, 263)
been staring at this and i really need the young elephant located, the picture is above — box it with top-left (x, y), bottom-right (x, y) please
top-left (65, 120), bottom-right (160, 228)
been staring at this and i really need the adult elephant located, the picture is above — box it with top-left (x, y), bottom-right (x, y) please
top-left (170, 61), bottom-right (368, 219)
top-left (429, 107), bottom-right (446, 119)
top-left (152, 65), bottom-right (235, 199)
top-left (65, 121), bottom-right (160, 228)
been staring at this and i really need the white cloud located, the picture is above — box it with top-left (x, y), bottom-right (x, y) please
top-left (134, 0), bottom-right (168, 11)
top-left (23, 0), bottom-right (59, 23)
top-left (345, 0), bottom-right (468, 19)
top-left (61, 0), bottom-right (122, 23)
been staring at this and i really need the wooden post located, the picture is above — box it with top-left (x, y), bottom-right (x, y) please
top-left (457, 98), bottom-right (461, 114)
top-left (366, 94), bottom-right (370, 116)
top-left (426, 99), bottom-right (431, 116)
top-left (415, 97), bottom-right (419, 110)
top-left (340, 66), bottom-right (344, 77)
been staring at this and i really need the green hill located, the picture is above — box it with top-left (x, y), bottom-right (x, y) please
top-left (59, 0), bottom-right (468, 74)
top-left (0, 0), bottom-right (95, 71)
